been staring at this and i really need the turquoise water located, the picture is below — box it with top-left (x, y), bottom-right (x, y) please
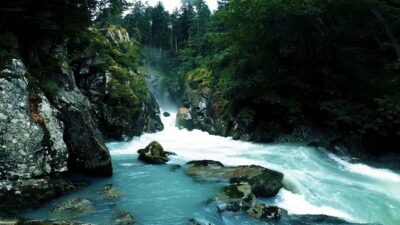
top-left (25, 112), bottom-right (400, 225)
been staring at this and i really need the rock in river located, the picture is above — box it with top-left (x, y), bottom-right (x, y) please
top-left (100, 184), bottom-right (121, 199)
top-left (176, 107), bottom-right (194, 131)
top-left (186, 160), bottom-right (284, 197)
top-left (50, 198), bottom-right (95, 218)
top-left (247, 203), bottom-right (288, 221)
top-left (110, 210), bottom-right (135, 225)
top-left (216, 183), bottom-right (256, 213)
top-left (138, 141), bottom-right (170, 164)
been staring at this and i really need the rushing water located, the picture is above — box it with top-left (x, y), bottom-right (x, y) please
top-left (25, 112), bottom-right (400, 225)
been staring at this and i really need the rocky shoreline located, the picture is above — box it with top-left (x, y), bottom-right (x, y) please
top-left (0, 141), bottom-right (380, 225)
top-left (174, 82), bottom-right (387, 159)
top-left (0, 27), bottom-right (163, 214)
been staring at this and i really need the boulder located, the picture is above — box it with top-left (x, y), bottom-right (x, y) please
top-left (176, 107), bottom-right (194, 130)
top-left (216, 183), bottom-right (256, 213)
top-left (163, 112), bottom-right (171, 117)
top-left (50, 198), bottom-right (95, 218)
top-left (110, 210), bottom-right (135, 225)
top-left (210, 181), bottom-right (286, 222)
top-left (186, 160), bottom-right (283, 197)
top-left (246, 203), bottom-right (288, 221)
top-left (100, 184), bottom-right (121, 199)
top-left (137, 141), bottom-right (170, 164)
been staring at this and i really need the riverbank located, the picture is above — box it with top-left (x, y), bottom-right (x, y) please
top-left (20, 112), bottom-right (400, 225)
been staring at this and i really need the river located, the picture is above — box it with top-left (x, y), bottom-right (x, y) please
top-left (24, 110), bottom-right (400, 225)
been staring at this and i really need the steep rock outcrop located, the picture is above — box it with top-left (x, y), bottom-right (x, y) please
top-left (0, 55), bottom-right (111, 211)
top-left (75, 26), bottom-right (163, 141)
top-left (37, 45), bottom-right (112, 177)
top-left (0, 59), bottom-right (81, 212)
top-left (177, 76), bottom-right (375, 157)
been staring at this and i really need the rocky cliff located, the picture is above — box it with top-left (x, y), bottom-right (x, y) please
top-left (175, 71), bottom-right (371, 158)
top-left (0, 26), bottom-right (163, 213)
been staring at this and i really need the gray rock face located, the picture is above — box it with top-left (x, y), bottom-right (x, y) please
top-left (0, 60), bottom-right (46, 179)
top-left (46, 47), bottom-right (112, 177)
top-left (38, 93), bottom-right (69, 174)
top-left (0, 59), bottom-right (67, 179)
top-left (50, 198), bottom-right (96, 218)
top-left (0, 56), bottom-right (111, 212)
top-left (186, 160), bottom-right (284, 198)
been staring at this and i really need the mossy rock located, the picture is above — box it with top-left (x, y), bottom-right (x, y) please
top-left (99, 184), bottom-right (121, 199)
top-left (246, 203), bottom-right (288, 221)
top-left (137, 141), bottom-right (169, 164)
top-left (50, 198), bottom-right (95, 218)
top-left (185, 161), bottom-right (283, 198)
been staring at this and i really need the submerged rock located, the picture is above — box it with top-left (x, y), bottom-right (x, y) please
top-left (110, 210), bottom-right (135, 225)
top-left (188, 218), bottom-right (213, 225)
top-left (50, 198), bottom-right (95, 218)
top-left (100, 184), bottom-right (121, 199)
top-left (170, 164), bottom-right (182, 172)
top-left (137, 141), bottom-right (170, 164)
top-left (186, 160), bottom-right (284, 197)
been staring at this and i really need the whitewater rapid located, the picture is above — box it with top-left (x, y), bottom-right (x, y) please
top-left (107, 112), bottom-right (400, 225)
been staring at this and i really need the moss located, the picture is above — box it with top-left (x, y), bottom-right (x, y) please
top-left (185, 67), bottom-right (212, 90)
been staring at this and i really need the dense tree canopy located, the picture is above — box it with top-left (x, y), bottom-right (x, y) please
top-left (121, 0), bottom-right (400, 154)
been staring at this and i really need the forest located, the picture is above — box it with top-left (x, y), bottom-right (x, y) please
top-left (1, 0), bottom-right (400, 225)
top-left (122, 0), bottom-right (400, 155)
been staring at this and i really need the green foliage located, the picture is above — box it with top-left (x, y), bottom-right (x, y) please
top-left (112, 0), bottom-right (400, 152)
top-left (0, 0), bottom-right (98, 45)
top-left (70, 25), bottom-right (149, 122)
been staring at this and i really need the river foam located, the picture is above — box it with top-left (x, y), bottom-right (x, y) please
top-left (106, 111), bottom-right (400, 225)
